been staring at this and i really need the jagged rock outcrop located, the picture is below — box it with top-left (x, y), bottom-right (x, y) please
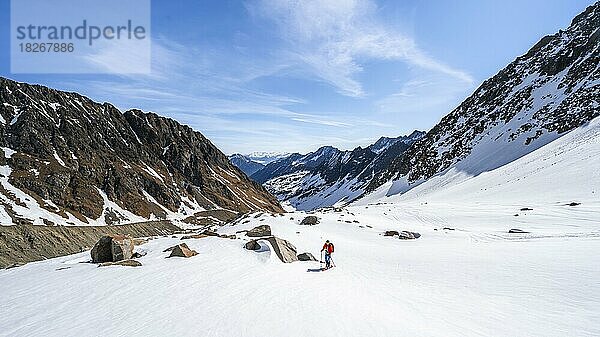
top-left (0, 78), bottom-right (283, 226)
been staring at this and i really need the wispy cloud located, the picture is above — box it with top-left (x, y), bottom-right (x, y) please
top-left (249, 0), bottom-right (474, 97)
top-left (51, 2), bottom-right (475, 154)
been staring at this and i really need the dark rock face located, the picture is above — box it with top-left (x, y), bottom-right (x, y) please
top-left (0, 78), bottom-right (283, 226)
top-left (167, 243), bottom-right (198, 258)
top-left (246, 225), bottom-right (271, 237)
top-left (299, 216), bottom-right (319, 226)
top-left (297, 252), bottom-right (317, 261)
top-left (91, 235), bottom-right (134, 263)
top-left (384, 231), bottom-right (399, 237)
top-left (368, 4), bottom-right (600, 193)
top-left (252, 132), bottom-right (424, 210)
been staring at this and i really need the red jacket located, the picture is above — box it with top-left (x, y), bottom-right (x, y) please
top-left (322, 243), bottom-right (334, 254)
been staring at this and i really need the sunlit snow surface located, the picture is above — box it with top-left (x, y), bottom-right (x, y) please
top-left (1, 119), bottom-right (599, 336)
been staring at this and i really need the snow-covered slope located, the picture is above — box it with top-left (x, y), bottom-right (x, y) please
top-left (2, 118), bottom-right (598, 337)
top-left (2, 125), bottom-right (598, 336)
top-left (360, 115), bottom-right (600, 208)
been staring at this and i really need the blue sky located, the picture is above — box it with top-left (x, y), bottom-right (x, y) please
top-left (0, 0), bottom-right (594, 154)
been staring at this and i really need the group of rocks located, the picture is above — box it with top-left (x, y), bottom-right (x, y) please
top-left (90, 233), bottom-right (203, 268)
top-left (242, 223), bottom-right (317, 263)
top-left (89, 215), bottom-right (321, 267)
top-left (383, 230), bottom-right (421, 240)
top-left (90, 215), bottom-right (425, 268)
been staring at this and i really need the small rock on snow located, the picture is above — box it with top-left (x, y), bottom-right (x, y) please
top-left (167, 243), bottom-right (198, 258)
top-left (508, 228), bottom-right (530, 234)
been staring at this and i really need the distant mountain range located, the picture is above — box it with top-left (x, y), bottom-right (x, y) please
top-left (227, 152), bottom-right (291, 176)
top-left (230, 131), bottom-right (425, 210)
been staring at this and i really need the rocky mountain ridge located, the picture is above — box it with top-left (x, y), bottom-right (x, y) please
top-left (367, 2), bottom-right (600, 195)
top-left (0, 77), bottom-right (283, 226)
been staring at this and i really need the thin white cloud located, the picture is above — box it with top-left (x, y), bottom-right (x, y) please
top-left (291, 117), bottom-right (352, 127)
top-left (249, 0), bottom-right (474, 97)
top-left (55, 6), bottom-right (475, 155)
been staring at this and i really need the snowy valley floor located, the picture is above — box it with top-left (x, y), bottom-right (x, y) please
top-left (1, 199), bottom-right (599, 337)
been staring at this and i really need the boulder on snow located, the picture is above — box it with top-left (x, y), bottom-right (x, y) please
top-left (91, 235), bottom-right (134, 263)
top-left (245, 240), bottom-right (261, 251)
top-left (297, 252), bottom-right (317, 261)
top-left (566, 202), bottom-right (581, 206)
top-left (264, 237), bottom-right (298, 263)
top-left (167, 243), bottom-right (198, 258)
top-left (99, 259), bottom-right (142, 267)
top-left (384, 230), bottom-right (421, 239)
top-left (398, 231), bottom-right (421, 240)
top-left (246, 225), bottom-right (271, 237)
top-left (299, 216), bottom-right (319, 226)
top-left (508, 228), bottom-right (530, 234)
top-left (520, 207), bottom-right (533, 211)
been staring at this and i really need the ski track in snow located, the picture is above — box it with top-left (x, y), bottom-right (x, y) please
top-left (1, 196), bottom-right (599, 337)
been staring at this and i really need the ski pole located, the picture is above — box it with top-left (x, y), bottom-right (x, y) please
top-left (320, 251), bottom-right (323, 269)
